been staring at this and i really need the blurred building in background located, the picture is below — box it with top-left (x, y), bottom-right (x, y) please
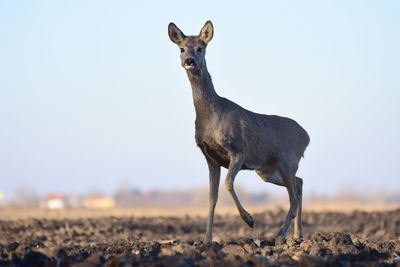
top-left (82, 196), bottom-right (116, 209)
top-left (41, 193), bottom-right (66, 209)
top-left (1, 183), bottom-right (399, 209)
top-left (0, 190), bottom-right (4, 206)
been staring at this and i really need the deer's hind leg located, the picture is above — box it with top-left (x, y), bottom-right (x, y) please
top-left (256, 166), bottom-right (302, 244)
top-left (293, 176), bottom-right (303, 240)
top-left (276, 163), bottom-right (300, 244)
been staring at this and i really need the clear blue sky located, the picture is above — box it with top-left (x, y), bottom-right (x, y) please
top-left (1, 1), bottom-right (399, 198)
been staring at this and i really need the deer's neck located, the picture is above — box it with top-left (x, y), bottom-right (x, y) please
top-left (186, 64), bottom-right (220, 119)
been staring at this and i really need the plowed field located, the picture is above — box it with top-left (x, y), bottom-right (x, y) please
top-left (0, 208), bottom-right (399, 266)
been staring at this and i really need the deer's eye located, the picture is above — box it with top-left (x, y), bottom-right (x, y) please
top-left (197, 47), bottom-right (203, 53)
top-left (180, 48), bottom-right (185, 53)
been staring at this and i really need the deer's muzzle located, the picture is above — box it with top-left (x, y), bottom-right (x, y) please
top-left (183, 58), bottom-right (196, 70)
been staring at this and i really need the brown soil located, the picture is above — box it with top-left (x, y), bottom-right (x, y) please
top-left (0, 208), bottom-right (399, 266)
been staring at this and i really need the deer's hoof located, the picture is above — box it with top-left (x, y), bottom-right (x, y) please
top-left (203, 237), bottom-right (212, 245)
top-left (240, 212), bottom-right (255, 228)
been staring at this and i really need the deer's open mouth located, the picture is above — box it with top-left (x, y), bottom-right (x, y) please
top-left (184, 62), bottom-right (195, 70)
top-left (183, 58), bottom-right (196, 70)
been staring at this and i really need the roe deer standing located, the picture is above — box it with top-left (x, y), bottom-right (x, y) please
top-left (168, 21), bottom-right (310, 244)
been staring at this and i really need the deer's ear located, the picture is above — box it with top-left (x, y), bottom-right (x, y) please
top-left (168, 23), bottom-right (186, 45)
top-left (199, 21), bottom-right (214, 44)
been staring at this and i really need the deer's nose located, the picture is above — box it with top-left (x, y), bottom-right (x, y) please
top-left (184, 58), bottom-right (195, 66)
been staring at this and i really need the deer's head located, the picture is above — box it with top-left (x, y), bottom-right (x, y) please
top-left (168, 21), bottom-right (214, 72)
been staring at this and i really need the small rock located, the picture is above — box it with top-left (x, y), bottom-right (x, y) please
top-left (243, 244), bottom-right (254, 254)
top-left (158, 239), bottom-right (176, 245)
top-left (291, 251), bottom-right (306, 261)
top-left (160, 247), bottom-right (177, 256)
top-left (131, 249), bottom-right (140, 255)
top-left (193, 240), bottom-right (203, 246)
top-left (328, 232), bottom-right (353, 246)
top-left (7, 242), bottom-right (19, 252)
top-left (222, 244), bottom-right (246, 256)
top-left (170, 244), bottom-right (192, 254)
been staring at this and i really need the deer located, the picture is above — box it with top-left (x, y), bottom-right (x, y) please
top-left (168, 21), bottom-right (310, 245)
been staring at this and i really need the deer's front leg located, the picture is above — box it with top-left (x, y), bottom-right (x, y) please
top-left (225, 153), bottom-right (254, 228)
top-left (204, 159), bottom-right (221, 244)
